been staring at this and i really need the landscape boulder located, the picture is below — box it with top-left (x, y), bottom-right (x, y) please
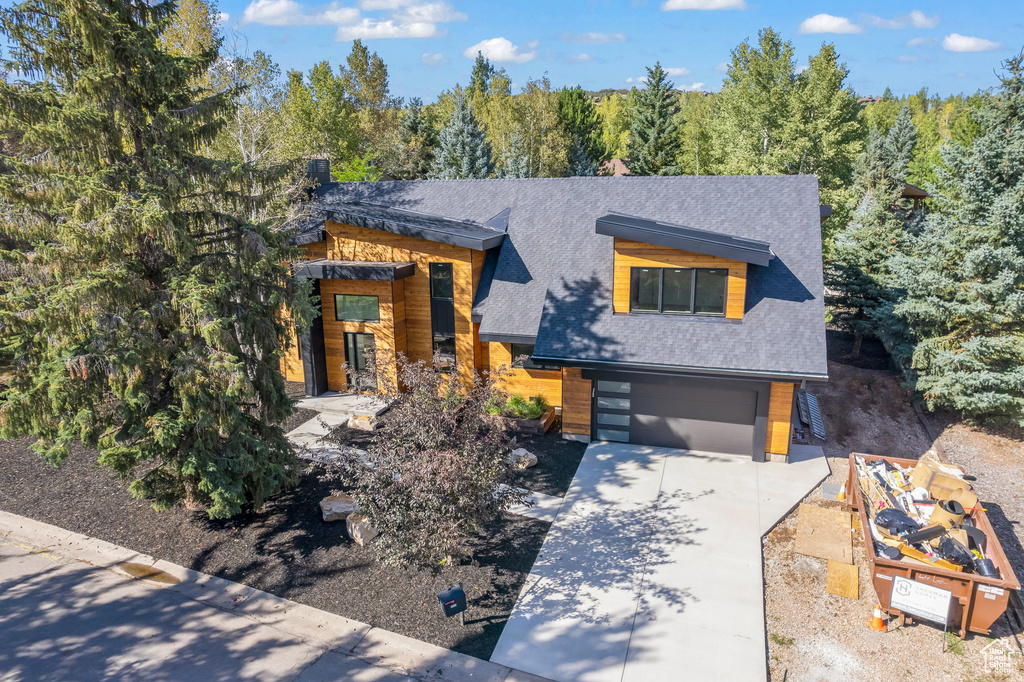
top-left (347, 415), bottom-right (376, 431)
top-left (320, 494), bottom-right (358, 522)
top-left (507, 447), bottom-right (538, 469)
top-left (346, 513), bottom-right (379, 546)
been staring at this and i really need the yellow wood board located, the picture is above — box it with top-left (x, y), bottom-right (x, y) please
top-left (826, 560), bottom-right (859, 599)
top-left (794, 503), bottom-right (853, 564)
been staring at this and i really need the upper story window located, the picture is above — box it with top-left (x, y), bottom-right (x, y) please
top-left (429, 262), bottom-right (454, 300)
top-left (629, 267), bottom-right (728, 316)
top-left (335, 294), bottom-right (380, 322)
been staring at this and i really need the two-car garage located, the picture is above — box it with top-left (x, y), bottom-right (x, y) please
top-left (587, 372), bottom-right (772, 461)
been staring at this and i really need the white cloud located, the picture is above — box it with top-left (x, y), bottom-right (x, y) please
top-left (798, 14), bottom-right (863, 35)
top-left (463, 37), bottom-right (537, 63)
top-left (217, 11), bottom-right (230, 23)
top-left (663, 66), bottom-right (691, 76)
top-left (626, 76), bottom-right (647, 84)
top-left (796, 64), bottom-right (809, 74)
top-left (713, 61), bottom-right (729, 72)
top-left (242, 0), bottom-right (359, 26)
top-left (337, 18), bottom-right (440, 39)
top-left (684, 82), bottom-right (705, 91)
top-left (393, 2), bottom-right (466, 23)
top-left (559, 31), bottom-right (627, 44)
top-left (359, 0), bottom-right (412, 8)
top-left (421, 51), bottom-right (449, 66)
top-left (863, 15), bottom-right (903, 29)
top-left (943, 33), bottom-right (1001, 52)
top-left (662, 0), bottom-right (746, 9)
top-left (566, 53), bottom-right (594, 64)
top-left (896, 55), bottom-right (918, 63)
top-left (906, 36), bottom-right (937, 47)
top-left (909, 10), bottom-right (940, 29)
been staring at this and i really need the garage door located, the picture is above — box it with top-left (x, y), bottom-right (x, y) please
top-left (593, 376), bottom-right (760, 456)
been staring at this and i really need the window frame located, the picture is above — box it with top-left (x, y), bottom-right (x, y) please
top-left (334, 294), bottom-right (380, 322)
top-left (429, 262), bottom-right (454, 301)
top-left (628, 266), bottom-right (728, 317)
top-left (432, 334), bottom-right (456, 374)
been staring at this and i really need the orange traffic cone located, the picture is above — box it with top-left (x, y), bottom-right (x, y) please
top-left (837, 484), bottom-right (846, 502)
top-left (869, 603), bottom-right (887, 632)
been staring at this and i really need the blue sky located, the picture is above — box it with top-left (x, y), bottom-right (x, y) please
top-left (219, 0), bottom-right (1022, 101)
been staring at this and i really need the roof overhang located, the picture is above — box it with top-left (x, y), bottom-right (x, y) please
top-left (293, 259), bottom-right (416, 281)
top-left (527, 355), bottom-right (828, 383)
top-left (596, 212), bottom-right (774, 267)
top-left (324, 201), bottom-right (506, 251)
top-left (477, 332), bottom-right (537, 345)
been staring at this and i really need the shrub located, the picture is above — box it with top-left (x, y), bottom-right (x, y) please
top-left (485, 394), bottom-right (549, 420)
top-left (323, 351), bottom-right (529, 567)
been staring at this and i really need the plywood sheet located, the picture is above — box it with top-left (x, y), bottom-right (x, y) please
top-left (794, 503), bottom-right (853, 564)
top-left (826, 560), bottom-right (859, 599)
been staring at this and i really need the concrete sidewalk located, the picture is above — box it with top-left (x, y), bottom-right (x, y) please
top-left (490, 443), bottom-right (830, 682)
top-left (0, 511), bottom-right (548, 682)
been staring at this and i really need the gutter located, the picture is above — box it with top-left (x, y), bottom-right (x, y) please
top-left (528, 354), bottom-right (829, 383)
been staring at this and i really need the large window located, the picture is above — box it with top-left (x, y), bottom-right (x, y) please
top-left (429, 262), bottom-right (456, 372)
top-left (344, 332), bottom-right (376, 391)
top-left (335, 294), bottom-right (379, 322)
top-left (628, 267), bottom-right (728, 316)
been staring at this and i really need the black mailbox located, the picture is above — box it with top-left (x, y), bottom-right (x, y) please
top-left (437, 584), bottom-right (467, 618)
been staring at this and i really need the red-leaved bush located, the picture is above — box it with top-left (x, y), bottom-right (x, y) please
top-left (323, 351), bottom-right (529, 567)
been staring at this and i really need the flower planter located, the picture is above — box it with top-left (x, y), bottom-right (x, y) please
top-left (512, 407), bottom-right (556, 435)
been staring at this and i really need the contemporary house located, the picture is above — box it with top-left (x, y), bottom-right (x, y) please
top-left (282, 175), bottom-right (828, 462)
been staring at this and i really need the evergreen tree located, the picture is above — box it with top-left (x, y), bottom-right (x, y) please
top-left (500, 128), bottom-right (531, 178)
top-left (429, 91), bottom-right (493, 179)
top-left (0, 0), bottom-right (312, 517)
top-left (557, 86), bottom-right (605, 164)
top-left (885, 105), bottom-right (917, 183)
top-left (394, 97), bottom-right (437, 180)
top-left (566, 136), bottom-right (597, 176)
top-left (468, 51), bottom-right (495, 99)
top-left (625, 63), bottom-right (680, 176)
top-left (887, 52), bottom-right (1024, 424)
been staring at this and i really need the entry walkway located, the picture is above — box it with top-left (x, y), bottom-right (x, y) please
top-left (489, 442), bottom-right (829, 682)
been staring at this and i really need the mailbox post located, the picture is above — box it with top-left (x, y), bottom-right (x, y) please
top-left (437, 584), bottom-right (468, 626)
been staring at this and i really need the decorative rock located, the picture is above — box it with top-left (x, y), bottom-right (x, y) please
top-left (507, 447), bottom-right (538, 469)
top-left (320, 494), bottom-right (358, 522)
top-left (346, 513), bottom-right (378, 546)
top-left (347, 415), bottom-right (376, 431)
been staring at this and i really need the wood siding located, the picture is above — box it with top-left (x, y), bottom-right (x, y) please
top-left (765, 382), bottom-right (795, 456)
top-left (561, 367), bottom-right (592, 435)
top-left (473, 323), bottom-right (489, 372)
top-left (488, 343), bottom-right (563, 408)
top-left (296, 240), bottom-right (327, 260)
top-left (326, 221), bottom-right (476, 385)
top-left (321, 279), bottom-right (402, 392)
top-left (612, 238), bottom-right (747, 319)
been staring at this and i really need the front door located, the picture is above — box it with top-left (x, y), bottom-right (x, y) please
top-left (343, 331), bottom-right (376, 392)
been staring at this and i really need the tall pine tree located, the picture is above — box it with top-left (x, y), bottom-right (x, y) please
top-left (394, 97), bottom-right (436, 180)
top-left (625, 63), bottom-right (680, 176)
top-left (429, 91), bottom-right (493, 179)
top-left (0, 0), bottom-right (312, 517)
top-left (888, 52), bottom-right (1024, 424)
top-left (885, 105), bottom-right (917, 183)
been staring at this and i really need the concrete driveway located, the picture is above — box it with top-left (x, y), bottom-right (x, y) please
top-left (489, 442), bottom-right (829, 682)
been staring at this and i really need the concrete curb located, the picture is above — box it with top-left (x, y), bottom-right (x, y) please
top-left (0, 510), bottom-right (552, 682)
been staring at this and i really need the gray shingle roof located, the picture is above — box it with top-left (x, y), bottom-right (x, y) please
top-left (304, 176), bottom-right (827, 380)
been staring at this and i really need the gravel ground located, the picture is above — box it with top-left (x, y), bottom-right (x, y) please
top-left (0, 439), bottom-right (549, 660)
top-left (765, 332), bottom-right (1024, 681)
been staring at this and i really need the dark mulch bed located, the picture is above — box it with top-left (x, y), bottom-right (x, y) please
top-left (825, 328), bottom-right (891, 371)
top-left (282, 381), bottom-right (318, 434)
top-left (0, 438), bottom-right (549, 660)
top-left (512, 418), bottom-right (587, 497)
